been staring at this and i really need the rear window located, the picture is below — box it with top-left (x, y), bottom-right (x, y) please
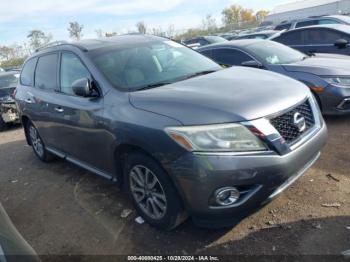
top-left (275, 23), bottom-right (291, 31)
top-left (295, 20), bottom-right (318, 28)
top-left (20, 58), bottom-right (37, 86)
top-left (35, 53), bottom-right (58, 90)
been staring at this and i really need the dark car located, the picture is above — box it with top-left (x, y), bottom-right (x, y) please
top-left (182, 36), bottom-right (227, 49)
top-left (274, 15), bottom-right (350, 31)
top-left (271, 24), bottom-right (350, 55)
top-left (15, 35), bottom-right (327, 229)
top-left (0, 203), bottom-right (39, 261)
top-left (0, 71), bottom-right (20, 131)
top-left (198, 39), bottom-right (350, 115)
top-left (234, 30), bottom-right (280, 40)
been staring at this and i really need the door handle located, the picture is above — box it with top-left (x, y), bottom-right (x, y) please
top-left (54, 107), bottom-right (64, 113)
top-left (25, 98), bottom-right (34, 104)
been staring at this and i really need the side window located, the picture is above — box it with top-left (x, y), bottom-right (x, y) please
top-left (211, 49), bottom-right (253, 66)
top-left (295, 20), bottom-right (318, 28)
top-left (60, 52), bottom-right (90, 95)
top-left (198, 39), bottom-right (209, 46)
top-left (20, 58), bottom-right (37, 86)
top-left (35, 53), bottom-right (58, 90)
top-left (304, 29), bottom-right (347, 44)
top-left (200, 50), bottom-right (213, 59)
top-left (274, 30), bottom-right (303, 45)
top-left (318, 19), bottom-right (341, 25)
top-left (275, 23), bottom-right (291, 31)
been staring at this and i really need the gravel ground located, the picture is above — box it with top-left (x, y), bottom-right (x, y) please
top-left (0, 116), bottom-right (349, 257)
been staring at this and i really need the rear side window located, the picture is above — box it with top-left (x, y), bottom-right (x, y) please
top-left (35, 53), bottom-right (58, 90)
top-left (211, 49), bottom-right (252, 66)
top-left (274, 30), bottom-right (303, 45)
top-left (304, 28), bottom-right (349, 44)
top-left (318, 19), bottom-right (341, 25)
top-left (60, 52), bottom-right (90, 95)
top-left (295, 20), bottom-right (318, 28)
top-left (275, 23), bottom-right (291, 30)
top-left (20, 58), bottom-right (37, 86)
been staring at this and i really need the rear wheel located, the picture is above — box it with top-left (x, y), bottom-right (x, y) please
top-left (124, 152), bottom-right (187, 230)
top-left (27, 122), bottom-right (55, 162)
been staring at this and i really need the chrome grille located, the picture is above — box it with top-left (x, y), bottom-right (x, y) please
top-left (270, 100), bottom-right (315, 144)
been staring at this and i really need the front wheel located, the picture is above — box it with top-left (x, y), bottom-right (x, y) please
top-left (124, 152), bottom-right (187, 230)
top-left (27, 122), bottom-right (55, 162)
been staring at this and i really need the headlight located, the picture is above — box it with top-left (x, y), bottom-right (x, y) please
top-left (323, 77), bottom-right (350, 87)
top-left (165, 123), bottom-right (266, 152)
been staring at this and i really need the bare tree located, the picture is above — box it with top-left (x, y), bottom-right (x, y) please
top-left (95, 29), bottom-right (104, 38)
top-left (166, 24), bottom-right (175, 39)
top-left (136, 21), bottom-right (147, 34)
top-left (202, 14), bottom-right (217, 34)
top-left (68, 22), bottom-right (84, 41)
top-left (27, 30), bottom-right (52, 52)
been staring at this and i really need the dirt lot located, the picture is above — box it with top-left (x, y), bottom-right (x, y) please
top-left (0, 116), bottom-right (349, 257)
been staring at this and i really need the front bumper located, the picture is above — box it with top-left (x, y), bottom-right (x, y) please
top-left (168, 122), bottom-right (327, 227)
top-left (319, 84), bottom-right (350, 115)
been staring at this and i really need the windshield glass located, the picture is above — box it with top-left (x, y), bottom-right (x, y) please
top-left (246, 40), bottom-right (306, 64)
top-left (89, 40), bottom-right (221, 91)
top-left (0, 73), bottom-right (19, 89)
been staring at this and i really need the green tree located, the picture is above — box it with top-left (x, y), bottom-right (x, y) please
top-left (68, 22), bottom-right (84, 41)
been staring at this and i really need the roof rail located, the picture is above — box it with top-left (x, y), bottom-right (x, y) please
top-left (35, 41), bottom-right (88, 52)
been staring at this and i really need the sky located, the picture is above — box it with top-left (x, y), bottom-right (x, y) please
top-left (0, 0), bottom-right (283, 45)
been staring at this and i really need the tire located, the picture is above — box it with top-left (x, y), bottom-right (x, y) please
top-left (0, 116), bottom-right (7, 132)
top-left (26, 122), bottom-right (55, 162)
top-left (124, 152), bottom-right (187, 230)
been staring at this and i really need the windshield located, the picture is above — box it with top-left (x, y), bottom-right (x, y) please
top-left (89, 40), bottom-right (221, 91)
top-left (246, 40), bottom-right (306, 64)
top-left (0, 73), bottom-right (19, 89)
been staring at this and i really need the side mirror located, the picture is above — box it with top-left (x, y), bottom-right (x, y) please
top-left (241, 60), bottom-right (263, 69)
top-left (72, 78), bottom-right (94, 97)
top-left (334, 39), bottom-right (348, 49)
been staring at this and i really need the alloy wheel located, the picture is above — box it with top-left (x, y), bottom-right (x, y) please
top-left (129, 165), bottom-right (167, 220)
top-left (29, 125), bottom-right (44, 158)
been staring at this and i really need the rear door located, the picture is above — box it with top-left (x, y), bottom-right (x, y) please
top-left (273, 30), bottom-right (307, 53)
top-left (19, 53), bottom-right (61, 149)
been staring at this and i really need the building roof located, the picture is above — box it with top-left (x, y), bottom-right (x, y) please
top-left (271, 0), bottom-right (341, 14)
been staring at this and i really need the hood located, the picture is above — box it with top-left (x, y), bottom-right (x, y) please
top-left (130, 67), bottom-right (309, 125)
top-left (283, 56), bottom-right (350, 76)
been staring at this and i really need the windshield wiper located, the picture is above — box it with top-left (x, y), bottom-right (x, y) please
top-left (182, 70), bottom-right (218, 80)
top-left (137, 81), bottom-right (173, 91)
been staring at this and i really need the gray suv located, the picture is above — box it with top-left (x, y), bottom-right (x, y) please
top-left (15, 35), bottom-right (327, 229)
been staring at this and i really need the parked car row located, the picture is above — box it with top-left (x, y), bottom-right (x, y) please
top-left (198, 39), bottom-right (350, 115)
top-left (14, 35), bottom-right (327, 230)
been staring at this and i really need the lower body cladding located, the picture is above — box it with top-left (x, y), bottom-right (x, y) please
top-left (168, 123), bottom-right (327, 227)
top-left (319, 84), bottom-right (350, 115)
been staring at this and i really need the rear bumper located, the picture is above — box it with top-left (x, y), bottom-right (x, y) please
top-left (168, 122), bottom-right (327, 227)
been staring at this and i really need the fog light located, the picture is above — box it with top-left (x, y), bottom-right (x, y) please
top-left (215, 187), bottom-right (240, 206)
